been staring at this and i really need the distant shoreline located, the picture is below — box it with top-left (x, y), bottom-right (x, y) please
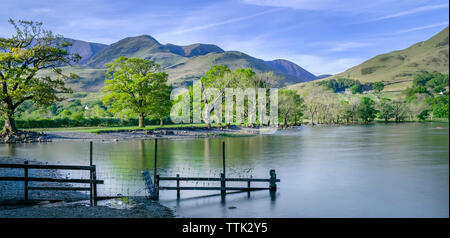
top-left (44, 126), bottom-right (262, 142)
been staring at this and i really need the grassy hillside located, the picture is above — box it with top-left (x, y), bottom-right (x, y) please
top-left (65, 38), bottom-right (107, 64)
top-left (290, 26), bottom-right (449, 92)
top-left (165, 51), bottom-right (302, 86)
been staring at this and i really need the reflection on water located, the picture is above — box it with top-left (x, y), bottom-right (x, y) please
top-left (0, 123), bottom-right (448, 217)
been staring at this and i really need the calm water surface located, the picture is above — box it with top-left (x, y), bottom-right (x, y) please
top-left (1, 123), bottom-right (448, 217)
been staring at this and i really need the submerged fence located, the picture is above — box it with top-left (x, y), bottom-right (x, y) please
top-left (143, 140), bottom-right (280, 200)
top-left (0, 139), bottom-right (280, 202)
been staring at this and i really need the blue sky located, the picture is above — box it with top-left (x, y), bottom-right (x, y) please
top-left (0, 0), bottom-right (448, 75)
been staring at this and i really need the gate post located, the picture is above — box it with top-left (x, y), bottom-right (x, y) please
top-left (24, 161), bottom-right (28, 200)
top-left (176, 174), bottom-right (180, 199)
top-left (93, 165), bottom-right (98, 206)
top-left (269, 169), bottom-right (277, 191)
top-left (155, 174), bottom-right (160, 200)
top-left (220, 173), bottom-right (226, 196)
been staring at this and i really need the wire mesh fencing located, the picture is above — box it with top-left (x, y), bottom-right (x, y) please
top-left (1, 139), bottom-right (269, 202)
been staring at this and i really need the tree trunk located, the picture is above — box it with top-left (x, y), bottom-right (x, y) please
top-left (160, 118), bottom-right (163, 126)
top-left (311, 112), bottom-right (315, 126)
top-left (138, 114), bottom-right (145, 128)
top-left (203, 105), bottom-right (212, 129)
top-left (3, 116), bottom-right (17, 135)
top-left (284, 116), bottom-right (287, 126)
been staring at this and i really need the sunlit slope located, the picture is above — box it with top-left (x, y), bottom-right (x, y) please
top-left (290, 26), bottom-right (449, 92)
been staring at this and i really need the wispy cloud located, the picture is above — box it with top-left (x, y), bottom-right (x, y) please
top-left (310, 41), bottom-right (372, 53)
top-left (158, 8), bottom-right (283, 37)
top-left (242, 0), bottom-right (337, 10)
top-left (383, 22), bottom-right (449, 36)
top-left (367, 3), bottom-right (449, 22)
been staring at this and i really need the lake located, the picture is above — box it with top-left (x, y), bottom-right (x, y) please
top-left (1, 122), bottom-right (448, 217)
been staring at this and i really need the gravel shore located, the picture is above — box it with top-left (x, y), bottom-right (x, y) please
top-left (0, 197), bottom-right (174, 218)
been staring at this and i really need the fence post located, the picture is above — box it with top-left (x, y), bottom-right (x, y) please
top-left (89, 141), bottom-right (93, 206)
top-left (221, 141), bottom-right (226, 196)
top-left (93, 165), bottom-right (98, 206)
top-left (24, 161), bottom-right (28, 200)
top-left (89, 141), bottom-right (93, 166)
top-left (220, 173), bottom-right (226, 196)
top-left (154, 139), bottom-right (158, 187)
top-left (269, 169), bottom-right (277, 191)
top-left (176, 174), bottom-right (180, 199)
top-left (155, 174), bottom-right (160, 200)
top-left (222, 141), bottom-right (226, 176)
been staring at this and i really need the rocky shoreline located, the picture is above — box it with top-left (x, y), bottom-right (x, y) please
top-left (1, 131), bottom-right (52, 144)
top-left (43, 126), bottom-right (264, 142)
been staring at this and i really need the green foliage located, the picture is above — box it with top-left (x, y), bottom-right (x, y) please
top-left (0, 19), bottom-right (79, 133)
top-left (357, 97), bottom-right (378, 123)
top-left (101, 56), bottom-right (171, 127)
top-left (408, 71), bottom-right (449, 94)
top-left (200, 66), bottom-right (257, 90)
top-left (404, 71), bottom-right (449, 119)
top-left (350, 84), bottom-right (363, 94)
top-left (278, 89), bottom-right (305, 125)
top-left (316, 78), bottom-right (371, 93)
top-left (377, 98), bottom-right (394, 122)
top-left (426, 94), bottom-right (449, 119)
top-left (149, 83), bottom-right (172, 125)
top-left (199, 65), bottom-right (258, 127)
top-left (373, 82), bottom-right (385, 92)
top-left (416, 110), bottom-right (429, 121)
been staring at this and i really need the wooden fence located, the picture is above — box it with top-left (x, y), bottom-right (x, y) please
top-left (143, 140), bottom-right (280, 200)
top-left (0, 161), bottom-right (103, 206)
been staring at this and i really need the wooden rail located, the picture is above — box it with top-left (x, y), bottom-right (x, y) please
top-left (156, 170), bottom-right (279, 199)
top-left (0, 161), bottom-right (103, 206)
top-left (143, 140), bottom-right (281, 200)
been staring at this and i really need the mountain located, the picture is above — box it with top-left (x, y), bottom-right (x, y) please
top-left (87, 35), bottom-right (171, 68)
top-left (264, 59), bottom-right (317, 82)
top-left (165, 43), bottom-right (224, 57)
top-left (60, 35), bottom-right (318, 91)
top-left (86, 35), bottom-right (226, 68)
top-left (65, 38), bottom-right (107, 64)
top-left (164, 51), bottom-right (309, 86)
top-left (314, 26), bottom-right (449, 92)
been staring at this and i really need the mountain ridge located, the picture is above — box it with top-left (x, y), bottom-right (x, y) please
top-left (62, 34), bottom-right (319, 91)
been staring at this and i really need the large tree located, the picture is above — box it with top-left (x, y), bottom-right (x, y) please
top-left (278, 89), bottom-right (304, 126)
top-left (0, 19), bottom-right (79, 134)
top-left (101, 57), bottom-right (170, 128)
top-left (302, 86), bottom-right (327, 126)
top-left (377, 98), bottom-right (394, 122)
top-left (150, 84), bottom-right (172, 126)
top-left (357, 97), bottom-right (377, 123)
top-left (200, 65), bottom-right (255, 128)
